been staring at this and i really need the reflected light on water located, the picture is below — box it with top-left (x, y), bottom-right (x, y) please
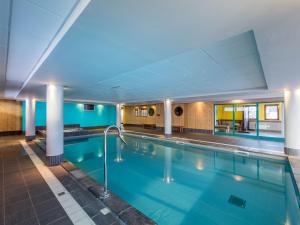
top-left (234, 175), bottom-right (243, 182)
top-left (114, 156), bottom-right (123, 162)
top-left (163, 176), bottom-right (173, 184)
top-left (285, 218), bottom-right (290, 225)
top-left (196, 160), bottom-right (204, 171)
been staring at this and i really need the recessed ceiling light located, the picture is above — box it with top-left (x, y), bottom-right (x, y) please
top-left (232, 99), bottom-right (243, 103)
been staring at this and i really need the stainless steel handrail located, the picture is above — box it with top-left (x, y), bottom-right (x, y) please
top-left (101, 125), bottom-right (127, 199)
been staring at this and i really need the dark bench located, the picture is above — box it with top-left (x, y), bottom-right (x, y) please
top-left (172, 126), bottom-right (184, 133)
top-left (143, 124), bottom-right (156, 129)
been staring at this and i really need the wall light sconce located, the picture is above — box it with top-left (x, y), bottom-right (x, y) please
top-left (77, 103), bottom-right (84, 111)
top-left (232, 99), bottom-right (243, 103)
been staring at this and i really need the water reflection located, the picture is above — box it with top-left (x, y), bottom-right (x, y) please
top-left (233, 175), bottom-right (244, 182)
top-left (131, 140), bottom-right (157, 157)
top-left (114, 138), bottom-right (124, 162)
top-left (163, 147), bottom-right (174, 184)
top-left (195, 160), bottom-right (204, 171)
top-left (190, 150), bottom-right (286, 186)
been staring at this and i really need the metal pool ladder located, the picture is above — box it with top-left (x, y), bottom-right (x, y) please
top-left (101, 125), bottom-right (127, 199)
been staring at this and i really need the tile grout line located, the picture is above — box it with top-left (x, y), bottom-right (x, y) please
top-left (20, 140), bottom-right (96, 225)
top-left (16, 154), bottom-right (41, 225)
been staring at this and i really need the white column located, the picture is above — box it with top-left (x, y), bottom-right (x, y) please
top-left (164, 99), bottom-right (172, 137)
top-left (25, 98), bottom-right (36, 141)
top-left (284, 89), bottom-right (300, 154)
top-left (116, 103), bottom-right (122, 128)
top-left (46, 84), bottom-right (64, 165)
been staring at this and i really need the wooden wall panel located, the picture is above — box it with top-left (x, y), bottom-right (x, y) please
top-left (185, 102), bottom-right (214, 130)
top-left (155, 103), bottom-right (164, 127)
top-left (123, 105), bottom-right (157, 125)
top-left (0, 100), bottom-right (22, 132)
top-left (123, 102), bottom-right (214, 131)
top-left (172, 103), bottom-right (185, 126)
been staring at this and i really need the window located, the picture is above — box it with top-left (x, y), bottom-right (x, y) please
top-left (148, 107), bottom-right (155, 116)
top-left (248, 106), bottom-right (257, 119)
top-left (134, 107), bottom-right (148, 117)
top-left (134, 108), bottom-right (139, 116)
top-left (265, 105), bottom-right (279, 120)
top-left (140, 108), bottom-right (148, 117)
top-left (84, 104), bottom-right (95, 111)
top-left (224, 107), bottom-right (233, 111)
top-left (174, 106), bottom-right (183, 116)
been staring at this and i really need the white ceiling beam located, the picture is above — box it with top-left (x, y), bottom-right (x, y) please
top-left (15, 0), bottom-right (91, 98)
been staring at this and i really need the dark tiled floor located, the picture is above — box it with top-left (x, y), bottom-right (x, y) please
top-left (28, 143), bottom-right (132, 225)
top-left (0, 136), bottom-right (72, 225)
top-left (124, 126), bottom-right (284, 153)
top-left (0, 134), bottom-right (156, 225)
top-left (1, 131), bottom-right (283, 225)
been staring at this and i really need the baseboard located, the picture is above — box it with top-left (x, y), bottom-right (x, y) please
top-left (123, 124), bottom-right (213, 134)
top-left (123, 124), bottom-right (144, 128)
top-left (0, 130), bottom-right (23, 136)
top-left (25, 135), bottom-right (36, 141)
top-left (82, 125), bottom-right (110, 129)
top-left (183, 128), bottom-right (213, 134)
top-left (46, 154), bottom-right (64, 166)
top-left (285, 147), bottom-right (300, 156)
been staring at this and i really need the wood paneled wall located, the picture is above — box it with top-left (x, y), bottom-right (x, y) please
top-left (123, 105), bottom-right (157, 125)
top-left (123, 102), bottom-right (214, 131)
top-left (172, 103), bottom-right (185, 126)
top-left (185, 102), bottom-right (214, 130)
top-left (0, 100), bottom-right (22, 132)
top-left (155, 103), bottom-right (164, 127)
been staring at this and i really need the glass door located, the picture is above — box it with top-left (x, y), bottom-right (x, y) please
top-left (214, 104), bottom-right (234, 134)
top-left (258, 102), bottom-right (284, 139)
top-left (214, 102), bottom-right (284, 141)
top-left (234, 103), bottom-right (257, 137)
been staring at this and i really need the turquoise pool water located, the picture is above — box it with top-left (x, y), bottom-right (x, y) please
top-left (64, 135), bottom-right (300, 225)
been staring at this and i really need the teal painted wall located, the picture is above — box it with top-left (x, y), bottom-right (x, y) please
top-left (22, 101), bottom-right (116, 131)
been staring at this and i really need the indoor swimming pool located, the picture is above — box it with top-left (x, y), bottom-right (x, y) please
top-left (64, 134), bottom-right (300, 225)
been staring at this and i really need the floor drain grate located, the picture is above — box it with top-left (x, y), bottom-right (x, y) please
top-left (228, 195), bottom-right (246, 208)
top-left (58, 192), bottom-right (66, 196)
top-left (100, 207), bottom-right (111, 215)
